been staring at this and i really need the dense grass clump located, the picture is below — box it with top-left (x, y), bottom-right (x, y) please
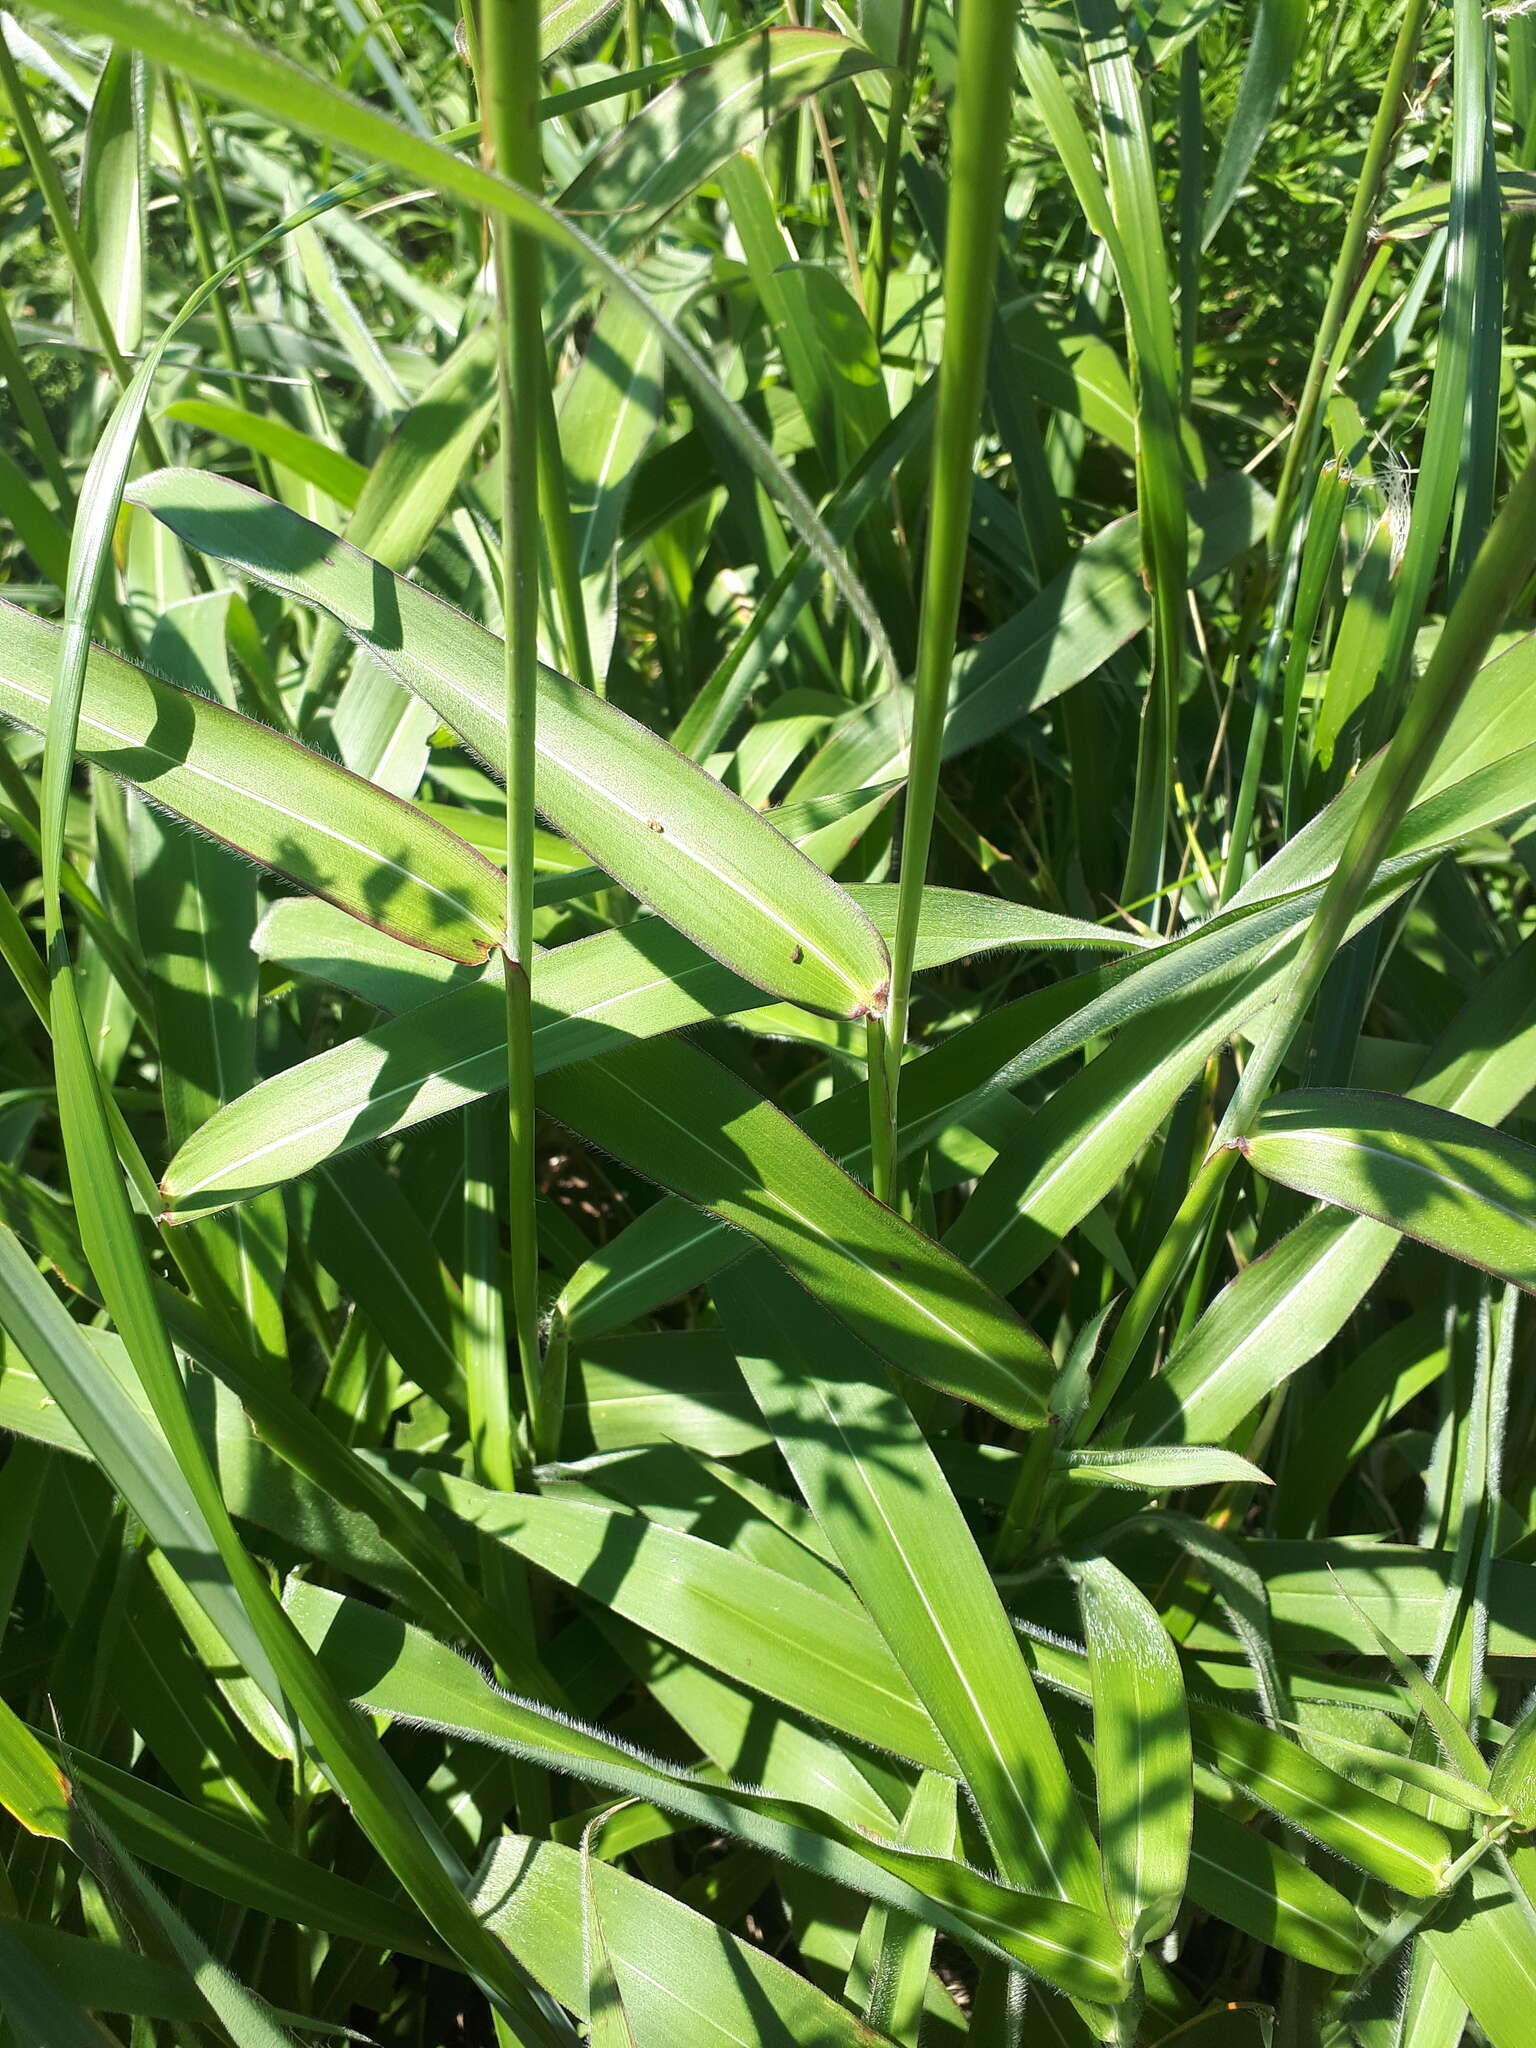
top-left (1, 1), bottom-right (1535, 2043)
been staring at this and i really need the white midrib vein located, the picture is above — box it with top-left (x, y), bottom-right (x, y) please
top-left (1187, 1843), bottom-right (1337, 1940)
top-left (1266, 1126), bottom-right (1536, 1235)
top-left (610, 1955), bottom-right (810, 2046)
top-left (1203, 1736), bottom-right (1442, 1880)
top-left (490, 1496), bottom-right (928, 1725)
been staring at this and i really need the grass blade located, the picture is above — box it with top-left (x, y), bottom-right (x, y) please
top-left (1241, 1089), bottom-right (1536, 1292)
top-left (1070, 1554), bottom-right (1192, 1947)
top-left (719, 1256), bottom-right (1103, 1909)
top-left (0, 599), bottom-right (506, 963)
top-left (130, 469), bottom-right (892, 1018)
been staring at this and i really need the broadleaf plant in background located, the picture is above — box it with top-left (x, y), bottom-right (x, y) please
top-left (0, 0), bottom-right (1535, 2044)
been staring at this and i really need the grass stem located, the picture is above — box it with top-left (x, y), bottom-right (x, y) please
top-left (480, 0), bottom-right (550, 1462)
top-left (881, 0), bottom-right (1017, 1171)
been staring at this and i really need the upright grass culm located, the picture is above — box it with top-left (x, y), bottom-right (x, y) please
top-left (6, 2), bottom-right (1536, 2042)
top-left (879, 0), bottom-right (1017, 1200)
top-left (479, 0), bottom-right (550, 1464)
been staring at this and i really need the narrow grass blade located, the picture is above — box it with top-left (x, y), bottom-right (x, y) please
top-left (1200, 0), bottom-right (1307, 246)
top-left (1058, 1447), bottom-right (1269, 1493)
top-left (174, 884), bottom-right (1139, 1207)
top-left (1241, 1089), bottom-right (1536, 1292)
top-left (538, 1039), bottom-right (1053, 1426)
top-left (159, 943), bottom-right (756, 1208)
top-left (161, 978), bottom-right (1058, 1437)
top-left (558, 290), bottom-right (664, 678)
top-left (0, 1218), bottom-right (273, 1692)
top-left (75, 47), bottom-right (147, 356)
top-left (1188, 1808), bottom-right (1362, 1973)
top-left (581, 1812), bottom-right (643, 2048)
top-left (0, 1921), bottom-right (272, 2032)
top-left (1070, 1555), bottom-right (1191, 1945)
top-left (718, 1258), bottom-right (1103, 1909)
top-left (1187, 1705), bottom-right (1453, 1897)
top-left (539, 0), bottom-right (621, 58)
top-left (845, 1773), bottom-right (956, 2040)
top-left (1422, 1861), bottom-right (1536, 2048)
top-left (162, 397), bottom-right (367, 505)
top-left (1071, 0), bottom-right (1186, 911)
top-left (1280, 1723), bottom-right (1502, 1816)
top-left (1122, 936), bottom-right (1536, 1444)
top-left (54, 1794), bottom-right (298, 2048)
top-left (9, 1720), bottom-right (445, 1960)
top-left (1492, 1693), bottom-right (1536, 1825)
top-left (552, 30), bottom-right (880, 292)
top-left (422, 1468), bottom-right (953, 1770)
top-left (0, 1918), bottom-right (124, 2047)
top-left (493, 1830), bottom-right (896, 2047)
top-left (0, 600), bottom-right (506, 963)
top-left (286, 1579), bottom-right (1129, 1998)
top-left (1016, 1613), bottom-right (1456, 1896)
top-left (130, 469), bottom-right (891, 1018)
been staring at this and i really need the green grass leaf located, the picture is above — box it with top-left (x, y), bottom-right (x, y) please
top-left (425, 1468), bottom-right (955, 1770)
top-left (1423, 1860), bottom-right (1536, 2048)
top-left (8, 2), bottom-right (1535, 2034)
top-left (130, 469), bottom-right (891, 1017)
top-left (0, 599), bottom-right (506, 964)
top-left (161, 398), bottom-right (368, 504)
top-left (491, 1830), bottom-right (897, 2047)
top-left (719, 1257), bottom-right (1103, 1908)
top-left (1200, 0), bottom-right (1307, 246)
top-left (1071, 1555), bottom-right (1192, 1946)
top-left (0, 1918), bottom-right (128, 2048)
top-left (538, 1038), bottom-right (1054, 1426)
top-left (1240, 1088), bottom-right (1536, 1292)
top-left (285, 1579), bottom-right (1129, 1997)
